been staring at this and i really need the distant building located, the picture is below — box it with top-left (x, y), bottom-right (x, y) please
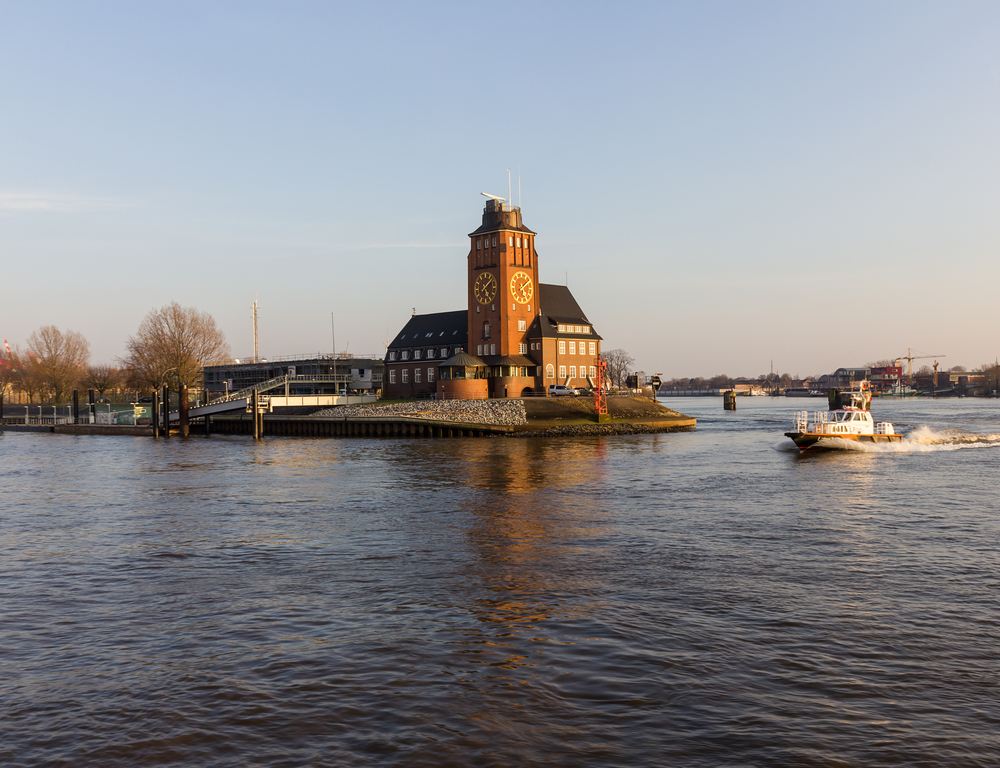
top-left (870, 365), bottom-right (903, 391)
top-left (204, 355), bottom-right (383, 396)
top-left (819, 367), bottom-right (870, 389)
top-left (383, 197), bottom-right (602, 399)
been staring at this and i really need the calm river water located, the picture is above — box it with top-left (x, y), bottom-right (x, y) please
top-left (2, 397), bottom-right (999, 767)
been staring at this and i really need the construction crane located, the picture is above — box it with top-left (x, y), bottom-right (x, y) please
top-left (895, 348), bottom-right (945, 385)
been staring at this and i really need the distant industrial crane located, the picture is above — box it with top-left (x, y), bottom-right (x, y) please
top-left (895, 348), bottom-right (946, 385)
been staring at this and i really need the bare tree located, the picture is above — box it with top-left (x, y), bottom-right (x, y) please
top-left (4, 347), bottom-right (43, 404)
top-left (601, 349), bottom-right (635, 389)
top-left (83, 364), bottom-right (122, 400)
top-left (122, 302), bottom-right (231, 390)
top-left (26, 326), bottom-right (90, 403)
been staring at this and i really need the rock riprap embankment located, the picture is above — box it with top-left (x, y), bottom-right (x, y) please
top-left (312, 399), bottom-right (527, 426)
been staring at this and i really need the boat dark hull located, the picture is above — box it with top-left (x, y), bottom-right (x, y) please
top-left (784, 432), bottom-right (904, 450)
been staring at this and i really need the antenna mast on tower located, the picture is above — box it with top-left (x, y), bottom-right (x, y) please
top-left (252, 297), bottom-right (259, 363)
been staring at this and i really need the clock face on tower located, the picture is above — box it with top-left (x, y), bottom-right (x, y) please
top-left (474, 272), bottom-right (497, 304)
top-left (510, 271), bottom-right (533, 304)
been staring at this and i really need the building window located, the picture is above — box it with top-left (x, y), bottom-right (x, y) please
top-left (519, 343), bottom-right (527, 354)
top-left (441, 348), bottom-right (449, 358)
top-left (559, 340), bottom-right (566, 354)
top-left (490, 344), bottom-right (496, 355)
top-left (414, 369), bottom-right (421, 383)
top-left (518, 320), bottom-right (526, 332)
top-left (589, 366), bottom-right (596, 378)
top-left (389, 369), bottom-right (396, 384)
top-left (402, 369), bottom-right (409, 383)
top-left (558, 324), bottom-right (566, 333)
top-left (508, 236), bottom-right (513, 246)
top-left (401, 351), bottom-right (409, 360)
top-left (492, 236), bottom-right (497, 247)
top-left (559, 365), bottom-right (566, 379)
top-left (569, 341), bottom-right (576, 355)
top-left (483, 321), bottom-right (490, 339)
top-left (428, 368), bottom-right (435, 383)
top-left (427, 349), bottom-right (435, 358)
top-left (389, 351), bottom-right (397, 361)
top-left (477, 344), bottom-right (483, 355)
top-left (546, 364), bottom-right (554, 379)
top-left (570, 365), bottom-right (577, 379)
top-left (414, 349), bottom-right (421, 359)
top-left (477, 238), bottom-right (481, 249)
top-left (582, 326), bottom-right (591, 334)
top-left (589, 342), bottom-right (596, 356)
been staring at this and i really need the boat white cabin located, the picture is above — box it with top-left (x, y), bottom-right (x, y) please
top-left (784, 387), bottom-right (902, 450)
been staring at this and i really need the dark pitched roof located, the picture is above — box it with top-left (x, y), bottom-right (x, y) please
top-left (526, 284), bottom-right (603, 340)
top-left (539, 284), bottom-right (589, 324)
top-left (387, 310), bottom-right (467, 352)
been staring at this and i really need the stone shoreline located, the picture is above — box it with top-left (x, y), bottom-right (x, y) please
top-left (312, 399), bottom-right (528, 426)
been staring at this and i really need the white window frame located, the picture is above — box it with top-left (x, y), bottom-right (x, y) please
top-left (402, 369), bottom-right (409, 383)
top-left (546, 364), bottom-right (555, 379)
top-left (428, 367), bottom-right (435, 383)
top-left (559, 340), bottom-right (566, 354)
top-left (589, 342), bottom-right (596, 356)
top-left (570, 365), bottom-right (577, 379)
top-left (569, 341), bottom-right (576, 355)
top-left (389, 369), bottom-right (396, 384)
top-left (559, 365), bottom-right (566, 379)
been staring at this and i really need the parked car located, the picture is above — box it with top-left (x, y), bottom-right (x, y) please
top-left (548, 384), bottom-right (578, 397)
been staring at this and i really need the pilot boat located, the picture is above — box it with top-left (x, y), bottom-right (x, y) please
top-left (784, 385), bottom-right (902, 450)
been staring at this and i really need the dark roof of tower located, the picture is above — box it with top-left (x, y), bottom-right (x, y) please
top-left (387, 310), bottom-right (468, 352)
top-left (468, 199), bottom-right (536, 237)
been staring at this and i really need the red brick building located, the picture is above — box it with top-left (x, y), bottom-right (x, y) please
top-left (383, 197), bottom-right (601, 399)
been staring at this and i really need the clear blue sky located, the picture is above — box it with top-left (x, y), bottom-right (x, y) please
top-left (2, 1), bottom-right (998, 378)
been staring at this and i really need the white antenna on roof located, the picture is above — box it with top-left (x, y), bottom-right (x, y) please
top-left (507, 169), bottom-right (511, 209)
top-left (518, 165), bottom-right (521, 208)
top-left (481, 192), bottom-right (505, 201)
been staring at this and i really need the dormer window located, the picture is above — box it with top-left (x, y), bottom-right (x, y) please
top-left (414, 349), bottom-right (421, 360)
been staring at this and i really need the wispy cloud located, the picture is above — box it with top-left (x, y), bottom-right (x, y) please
top-left (0, 192), bottom-right (125, 213)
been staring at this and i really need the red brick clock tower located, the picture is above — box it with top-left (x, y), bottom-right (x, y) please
top-left (467, 196), bottom-right (540, 395)
top-left (467, 196), bottom-right (540, 357)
